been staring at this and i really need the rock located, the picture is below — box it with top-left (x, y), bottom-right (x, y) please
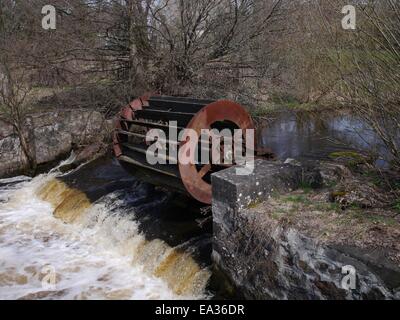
top-left (284, 159), bottom-right (323, 189)
top-left (301, 163), bottom-right (324, 189)
top-left (58, 143), bottom-right (107, 173)
top-left (330, 180), bottom-right (390, 209)
top-left (34, 126), bottom-right (72, 164)
top-left (76, 143), bottom-right (105, 163)
top-left (0, 110), bottom-right (110, 178)
top-left (0, 121), bottom-right (13, 139)
top-left (318, 161), bottom-right (352, 186)
top-left (284, 158), bottom-right (302, 166)
top-left (0, 135), bottom-right (26, 178)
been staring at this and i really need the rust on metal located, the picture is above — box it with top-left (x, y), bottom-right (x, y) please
top-left (114, 95), bottom-right (260, 204)
top-left (178, 100), bottom-right (254, 204)
top-left (113, 95), bottom-right (148, 158)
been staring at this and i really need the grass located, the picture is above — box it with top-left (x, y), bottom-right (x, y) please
top-left (325, 180), bottom-right (338, 188)
top-left (314, 201), bottom-right (341, 213)
top-left (250, 93), bottom-right (320, 117)
top-left (313, 203), bottom-right (329, 211)
top-left (344, 209), bottom-right (398, 227)
top-left (271, 92), bottom-right (297, 104)
top-left (251, 103), bottom-right (277, 117)
top-left (362, 170), bottom-right (385, 187)
top-left (267, 188), bottom-right (399, 239)
top-left (284, 195), bottom-right (311, 205)
top-left (280, 191), bottom-right (340, 212)
top-left (271, 208), bottom-right (288, 220)
top-left (393, 200), bottom-right (400, 214)
top-left (299, 182), bottom-right (313, 194)
top-left (328, 202), bottom-right (341, 212)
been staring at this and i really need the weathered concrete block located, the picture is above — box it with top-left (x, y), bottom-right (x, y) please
top-left (212, 160), bottom-right (302, 212)
top-left (211, 160), bottom-right (302, 298)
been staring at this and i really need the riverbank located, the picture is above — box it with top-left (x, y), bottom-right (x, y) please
top-left (212, 159), bottom-right (400, 300)
top-left (0, 110), bottom-right (113, 178)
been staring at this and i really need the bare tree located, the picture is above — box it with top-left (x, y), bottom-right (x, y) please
top-left (93, 0), bottom-right (285, 96)
top-left (0, 62), bottom-right (37, 174)
top-left (0, 1), bottom-right (37, 174)
top-left (331, 0), bottom-right (400, 168)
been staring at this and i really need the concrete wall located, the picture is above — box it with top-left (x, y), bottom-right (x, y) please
top-left (211, 160), bottom-right (400, 300)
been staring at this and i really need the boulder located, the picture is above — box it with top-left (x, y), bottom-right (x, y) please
top-left (0, 110), bottom-right (109, 178)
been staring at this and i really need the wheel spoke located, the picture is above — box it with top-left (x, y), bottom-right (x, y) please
top-left (198, 164), bottom-right (211, 178)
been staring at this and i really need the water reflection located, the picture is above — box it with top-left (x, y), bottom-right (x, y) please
top-left (258, 111), bottom-right (390, 167)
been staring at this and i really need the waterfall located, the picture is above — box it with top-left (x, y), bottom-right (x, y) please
top-left (0, 170), bottom-right (211, 300)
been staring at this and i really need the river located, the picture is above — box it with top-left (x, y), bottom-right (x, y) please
top-left (0, 156), bottom-right (212, 300)
top-left (258, 111), bottom-right (391, 167)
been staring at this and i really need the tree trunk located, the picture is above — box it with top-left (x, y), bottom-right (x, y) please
top-left (14, 122), bottom-right (37, 176)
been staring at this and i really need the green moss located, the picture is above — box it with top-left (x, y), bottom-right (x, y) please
top-left (247, 198), bottom-right (263, 209)
top-left (329, 151), bottom-right (370, 170)
top-left (330, 191), bottom-right (347, 198)
top-left (333, 191), bottom-right (347, 197)
top-left (329, 151), bottom-right (365, 162)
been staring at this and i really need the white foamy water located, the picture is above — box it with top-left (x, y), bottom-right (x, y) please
top-left (0, 173), bottom-right (208, 300)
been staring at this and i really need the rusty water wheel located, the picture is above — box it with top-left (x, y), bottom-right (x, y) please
top-left (178, 100), bottom-right (254, 204)
top-left (114, 96), bottom-right (255, 205)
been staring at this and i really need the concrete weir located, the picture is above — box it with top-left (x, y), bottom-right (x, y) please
top-left (211, 160), bottom-right (400, 300)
